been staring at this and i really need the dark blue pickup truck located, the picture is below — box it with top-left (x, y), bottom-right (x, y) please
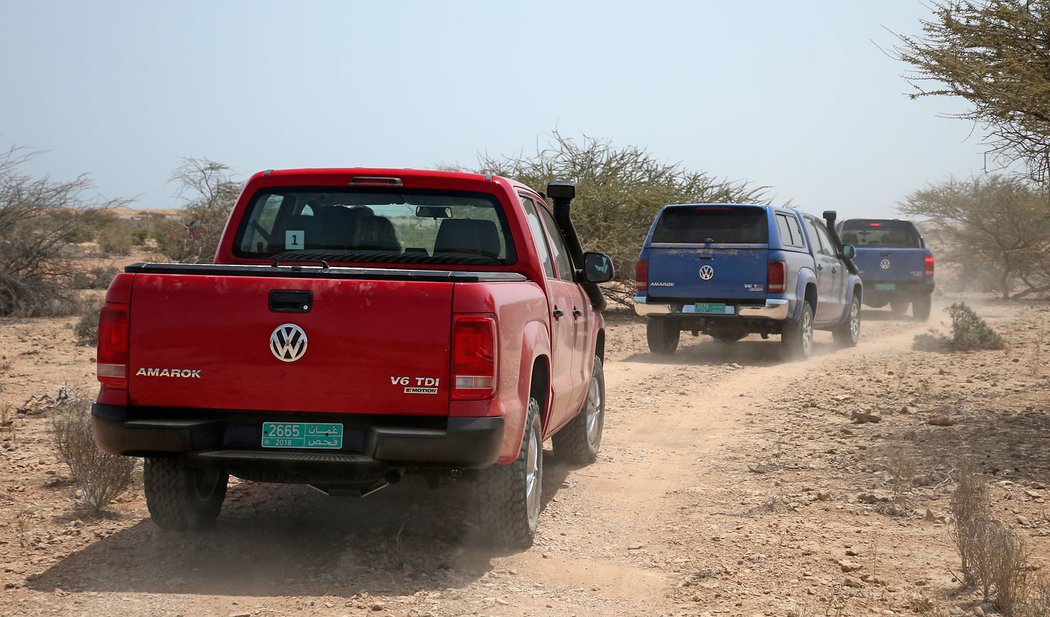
top-left (634, 204), bottom-right (863, 359)
top-left (837, 219), bottom-right (935, 320)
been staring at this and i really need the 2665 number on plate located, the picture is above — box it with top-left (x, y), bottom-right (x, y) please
top-left (261, 422), bottom-right (343, 449)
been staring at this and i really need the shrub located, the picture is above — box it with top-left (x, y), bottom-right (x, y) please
top-left (50, 388), bottom-right (134, 510)
top-left (74, 302), bottom-right (102, 346)
top-left (0, 146), bottom-right (127, 316)
top-left (948, 302), bottom-right (1005, 350)
top-left (71, 265), bottom-right (119, 290)
top-left (912, 302), bottom-right (1004, 351)
top-left (950, 466), bottom-right (1030, 612)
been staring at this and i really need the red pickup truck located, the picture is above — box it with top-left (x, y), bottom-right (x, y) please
top-left (92, 169), bottom-right (613, 547)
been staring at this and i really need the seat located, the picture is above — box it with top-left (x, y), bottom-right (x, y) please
top-left (353, 215), bottom-right (400, 251)
top-left (434, 219), bottom-right (501, 258)
top-left (316, 207), bottom-right (359, 249)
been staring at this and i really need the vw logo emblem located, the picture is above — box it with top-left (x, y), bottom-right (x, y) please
top-left (699, 265), bottom-right (715, 281)
top-left (880, 259), bottom-right (891, 270)
top-left (270, 323), bottom-right (308, 362)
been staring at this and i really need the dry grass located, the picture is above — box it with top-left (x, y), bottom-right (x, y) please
top-left (49, 387), bottom-right (133, 511)
top-left (950, 465), bottom-right (1031, 614)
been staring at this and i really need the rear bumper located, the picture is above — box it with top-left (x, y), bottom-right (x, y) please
top-left (635, 296), bottom-right (790, 320)
top-left (92, 403), bottom-right (504, 472)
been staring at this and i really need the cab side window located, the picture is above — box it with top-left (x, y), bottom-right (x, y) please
top-left (804, 218), bottom-right (835, 257)
top-left (535, 204), bottom-right (575, 282)
top-left (520, 196), bottom-right (556, 278)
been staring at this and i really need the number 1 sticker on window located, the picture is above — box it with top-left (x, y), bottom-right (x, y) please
top-left (286, 230), bottom-right (305, 250)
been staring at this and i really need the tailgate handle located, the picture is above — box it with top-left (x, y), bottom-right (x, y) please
top-left (269, 290), bottom-right (313, 313)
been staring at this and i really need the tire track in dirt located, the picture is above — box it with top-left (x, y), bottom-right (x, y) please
top-left (495, 308), bottom-right (953, 615)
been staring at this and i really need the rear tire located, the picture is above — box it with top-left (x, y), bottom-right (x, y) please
top-left (476, 398), bottom-right (543, 548)
top-left (913, 293), bottom-right (932, 321)
top-left (647, 319), bottom-right (680, 355)
top-left (833, 295), bottom-right (861, 347)
top-left (553, 356), bottom-right (605, 466)
top-left (782, 301), bottom-right (814, 360)
top-left (144, 457), bottom-right (228, 530)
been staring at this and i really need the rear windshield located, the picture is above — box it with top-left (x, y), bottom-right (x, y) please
top-left (233, 188), bottom-right (516, 266)
top-left (652, 206), bottom-right (769, 244)
top-left (839, 220), bottom-right (921, 248)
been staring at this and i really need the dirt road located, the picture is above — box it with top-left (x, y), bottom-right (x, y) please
top-left (3, 298), bottom-right (1049, 616)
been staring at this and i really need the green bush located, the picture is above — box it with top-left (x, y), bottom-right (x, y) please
top-left (912, 302), bottom-right (1004, 351)
top-left (948, 302), bottom-right (1005, 350)
top-left (74, 302), bottom-right (102, 346)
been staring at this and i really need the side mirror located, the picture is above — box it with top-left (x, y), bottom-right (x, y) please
top-left (841, 244), bottom-right (856, 260)
top-left (583, 252), bottom-right (614, 283)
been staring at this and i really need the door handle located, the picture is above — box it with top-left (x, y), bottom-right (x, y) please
top-left (572, 309), bottom-right (583, 319)
top-left (553, 308), bottom-right (565, 319)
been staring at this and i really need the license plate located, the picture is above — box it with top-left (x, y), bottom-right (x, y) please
top-left (261, 422), bottom-right (343, 449)
top-left (695, 303), bottom-right (734, 315)
top-left (874, 283), bottom-right (896, 291)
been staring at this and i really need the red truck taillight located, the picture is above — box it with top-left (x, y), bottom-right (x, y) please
top-left (924, 255), bottom-right (935, 279)
top-left (768, 261), bottom-right (786, 294)
top-left (635, 260), bottom-right (648, 292)
top-left (97, 304), bottom-right (129, 389)
top-left (451, 314), bottom-right (498, 401)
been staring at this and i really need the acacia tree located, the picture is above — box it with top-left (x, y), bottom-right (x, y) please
top-left (154, 158), bottom-right (243, 263)
top-left (0, 147), bottom-right (127, 315)
top-left (900, 175), bottom-right (1050, 298)
top-left (473, 132), bottom-right (769, 306)
top-left (897, 1), bottom-right (1050, 180)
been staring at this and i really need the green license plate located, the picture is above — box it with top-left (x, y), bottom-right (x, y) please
top-left (261, 422), bottom-right (343, 449)
top-left (695, 303), bottom-right (732, 314)
top-left (874, 283), bottom-right (896, 291)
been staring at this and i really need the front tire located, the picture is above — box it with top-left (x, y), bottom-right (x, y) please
top-left (647, 319), bottom-right (680, 355)
top-left (553, 356), bottom-right (605, 466)
top-left (144, 457), bottom-right (228, 530)
top-left (782, 301), bottom-right (814, 360)
top-left (833, 295), bottom-right (861, 347)
top-left (476, 398), bottom-right (543, 548)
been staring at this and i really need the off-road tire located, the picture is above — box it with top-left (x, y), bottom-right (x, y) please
top-left (647, 319), bottom-right (680, 355)
top-left (553, 356), bottom-right (605, 466)
top-left (890, 299), bottom-right (909, 315)
top-left (782, 301), bottom-right (814, 360)
top-left (832, 295), bottom-right (861, 347)
top-left (476, 399), bottom-right (542, 548)
top-left (144, 457), bottom-right (228, 530)
top-left (913, 293), bottom-right (932, 321)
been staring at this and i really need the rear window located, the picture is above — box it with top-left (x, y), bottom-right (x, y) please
top-left (652, 206), bottom-right (769, 244)
top-left (233, 188), bottom-right (516, 266)
top-left (839, 220), bottom-right (921, 248)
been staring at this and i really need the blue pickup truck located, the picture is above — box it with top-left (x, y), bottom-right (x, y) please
top-left (634, 204), bottom-right (863, 359)
top-left (837, 218), bottom-right (934, 320)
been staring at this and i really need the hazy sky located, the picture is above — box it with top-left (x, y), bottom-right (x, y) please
top-left (1, 1), bottom-right (984, 219)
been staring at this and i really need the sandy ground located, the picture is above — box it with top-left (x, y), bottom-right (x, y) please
top-left (1, 294), bottom-right (1049, 616)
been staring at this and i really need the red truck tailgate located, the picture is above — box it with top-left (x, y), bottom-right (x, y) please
top-left (127, 274), bottom-right (453, 415)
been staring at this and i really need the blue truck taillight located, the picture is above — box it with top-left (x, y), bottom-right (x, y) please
top-left (924, 255), bottom-right (935, 280)
top-left (768, 261), bottom-right (786, 294)
top-left (635, 260), bottom-right (648, 292)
